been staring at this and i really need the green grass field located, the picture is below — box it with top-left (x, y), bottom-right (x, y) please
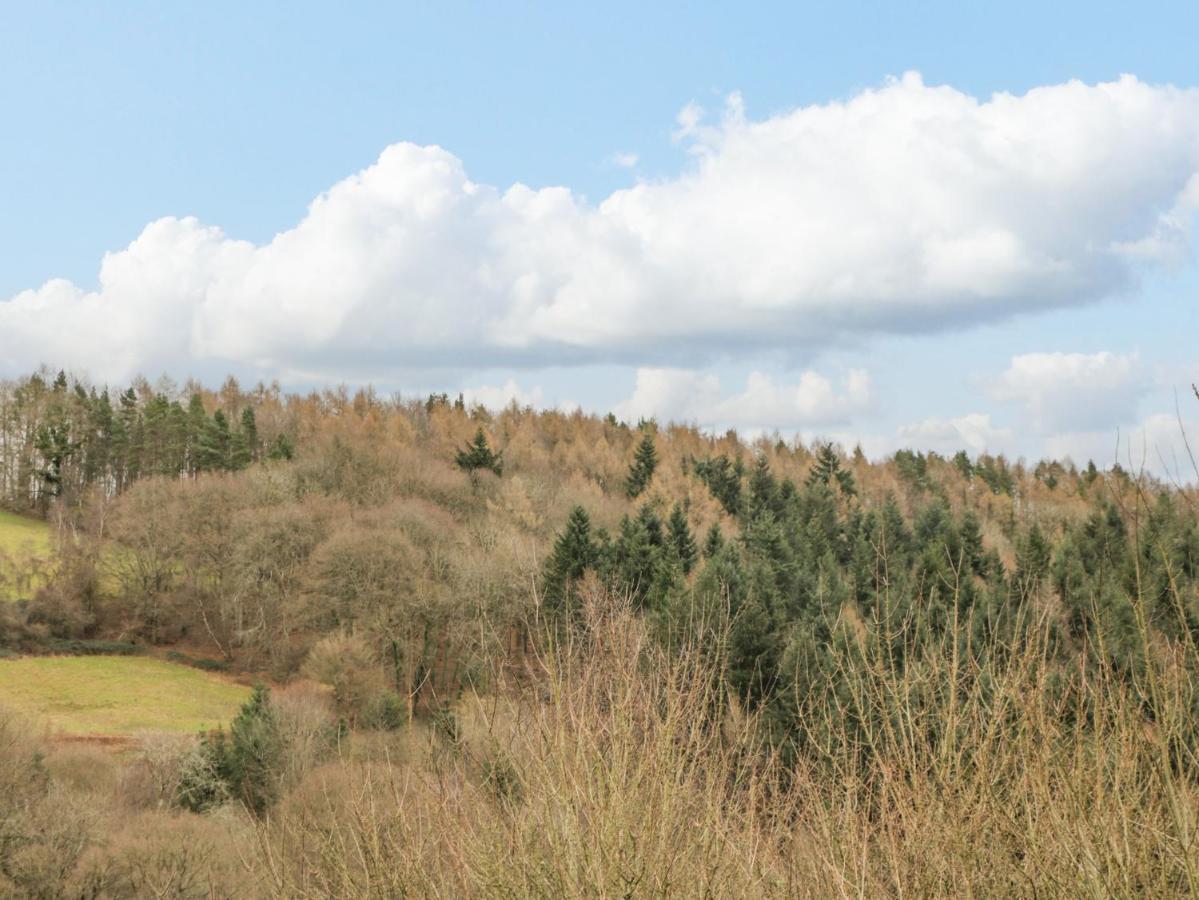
top-left (0, 509), bottom-right (51, 557)
top-left (0, 656), bottom-right (251, 735)
top-left (0, 509), bottom-right (52, 600)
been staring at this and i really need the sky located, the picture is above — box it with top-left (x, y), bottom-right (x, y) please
top-left (2, 1), bottom-right (1199, 479)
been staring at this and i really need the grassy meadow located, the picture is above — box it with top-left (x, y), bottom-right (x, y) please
top-left (0, 509), bottom-right (51, 556)
top-left (0, 655), bottom-right (251, 735)
top-left (0, 509), bottom-right (51, 600)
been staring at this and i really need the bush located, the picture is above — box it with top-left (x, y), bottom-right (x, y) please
top-left (45, 638), bottom-right (140, 656)
top-left (165, 650), bottom-right (230, 672)
top-left (302, 633), bottom-right (384, 725)
top-left (363, 690), bottom-right (406, 731)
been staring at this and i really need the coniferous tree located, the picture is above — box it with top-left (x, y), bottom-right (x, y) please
top-left (668, 503), bottom-right (699, 575)
top-left (693, 455), bottom-right (743, 515)
top-left (543, 506), bottom-right (599, 615)
top-left (625, 432), bottom-right (658, 499)
top-left (221, 684), bottom-right (283, 816)
top-left (239, 407), bottom-right (260, 463)
top-left (193, 409), bottom-right (232, 472)
top-left (186, 394), bottom-right (209, 474)
top-left (703, 522), bottom-right (725, 559)
top-left (806, 443), bottom-right (856, 497)
top-left (455, 428), bottom-right (503, 478)
top-left (266, 432), bottom-right (295, 461)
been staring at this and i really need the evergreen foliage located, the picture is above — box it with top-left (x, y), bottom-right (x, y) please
top-left (692, 454), bottom-right (743, 515)
top-left (667, 503), bottom-right (699, 574)
top-left (542, 506), bottom-right (599, 615)
top-left (0, 373), bottom-right (288, 510)
top-left (625, 431), bottom-right (658, 498)
top-left (805, 443), bottom-right (856, 497)
top-left (178, 684), bottom-right (283, 816)
top-left (455, 428), bottom-right (503, 478)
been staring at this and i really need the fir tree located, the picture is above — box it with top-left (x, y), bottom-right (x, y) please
top-left (703, 522), bottom-right (725, 559)
top-left (239, 407), bottom-right (260, 463)
top-left (221, 684), bottom-right (283, 816)
top-left (455, 428), bottom-right (503, 478)
top-left (668, 503), bottom-right (699, 575)
top-left (266, 432), bottom-right (295, 461)
top-left (543, 506), bottom-right (599, 615)
top-left (693, 454), bottom-right (743, 515)
top-left (806, 443), bottom-right (856, 497)
top-left (625, 431), bottom-right (658, 498)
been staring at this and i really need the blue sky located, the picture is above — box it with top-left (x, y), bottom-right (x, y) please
top-left (3, 1), bottom-right (1199, 476)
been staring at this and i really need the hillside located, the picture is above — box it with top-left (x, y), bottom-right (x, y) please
top-left (0, 371), bottom-right (1197, 895)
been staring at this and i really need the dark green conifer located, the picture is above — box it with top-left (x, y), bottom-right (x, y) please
top-left (456, 428), bottom-right (503, 478)
top-left (625, 431), bottom-right (658, 498)
top-left (668, 503), bottom-right (699, 574)
top-left (703, 522), bottom-right (725, 559)
top-left (543, 506), bottom-right (599, 615)
top-left (806, 443), bottom-right (856, 497)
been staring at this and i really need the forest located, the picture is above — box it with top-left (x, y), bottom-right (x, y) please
top-left (1, 367), bottom-right (1198, 897)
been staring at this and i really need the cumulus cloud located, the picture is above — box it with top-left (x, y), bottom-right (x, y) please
top-left (897, 413), bottom-right (1013, 455)
top-left (614, 367), bottom-right (872, 430)
top-left (990, 351), bottom-right (1146, 431)
top-left (4, 73), bottom-right (1199, 381)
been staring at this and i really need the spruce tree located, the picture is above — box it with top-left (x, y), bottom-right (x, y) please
top-left (668, 503), bottom-right (699, 575)
top-left (455, 428), bottom-right (503, 478)
top-left (703, 522), bottom-right (725, 559)
top-left (806, 443), bottom-right (856, 497)
top-left (626, 431), bottom-right (658, 498)
top-left (239, 407), bottom-right (260, 463)
top-left (266, 432), bottom-right (295, 461)
top-left (543, 506), bottom-right (598, 615)
top-left (222, 684), bottom-right (283, 816)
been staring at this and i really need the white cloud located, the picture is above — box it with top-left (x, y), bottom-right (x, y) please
top-left (610, 151), bottom-right (639, 168)
top-left (614, 367), bottom-right (872, 430)
top-left (1044, 412), bottom-right (1199, 480)
top-left (462, 379), bottom-right (544, 410)
top-left (990, 351), bottom-right (1146, 431)
top-left (4, 73), bottom-right (1199, 381)
top-left (897, 413), bottom-right (1013, 455)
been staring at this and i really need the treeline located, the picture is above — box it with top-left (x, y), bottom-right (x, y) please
top-left (0, 370), bottom-right (294, 511)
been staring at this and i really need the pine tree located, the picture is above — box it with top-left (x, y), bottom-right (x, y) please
top-left (115, 386), bottom-right (141, 488)
top-left (625, 431), bottom-right (658, 498)
top-left (455, 428), bottom-right (503, 478)
top-left (668, 503), bottom-right (699, 575)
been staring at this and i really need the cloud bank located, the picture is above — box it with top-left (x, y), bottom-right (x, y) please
top-left (3, 73), bottom-right (1199, 383)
